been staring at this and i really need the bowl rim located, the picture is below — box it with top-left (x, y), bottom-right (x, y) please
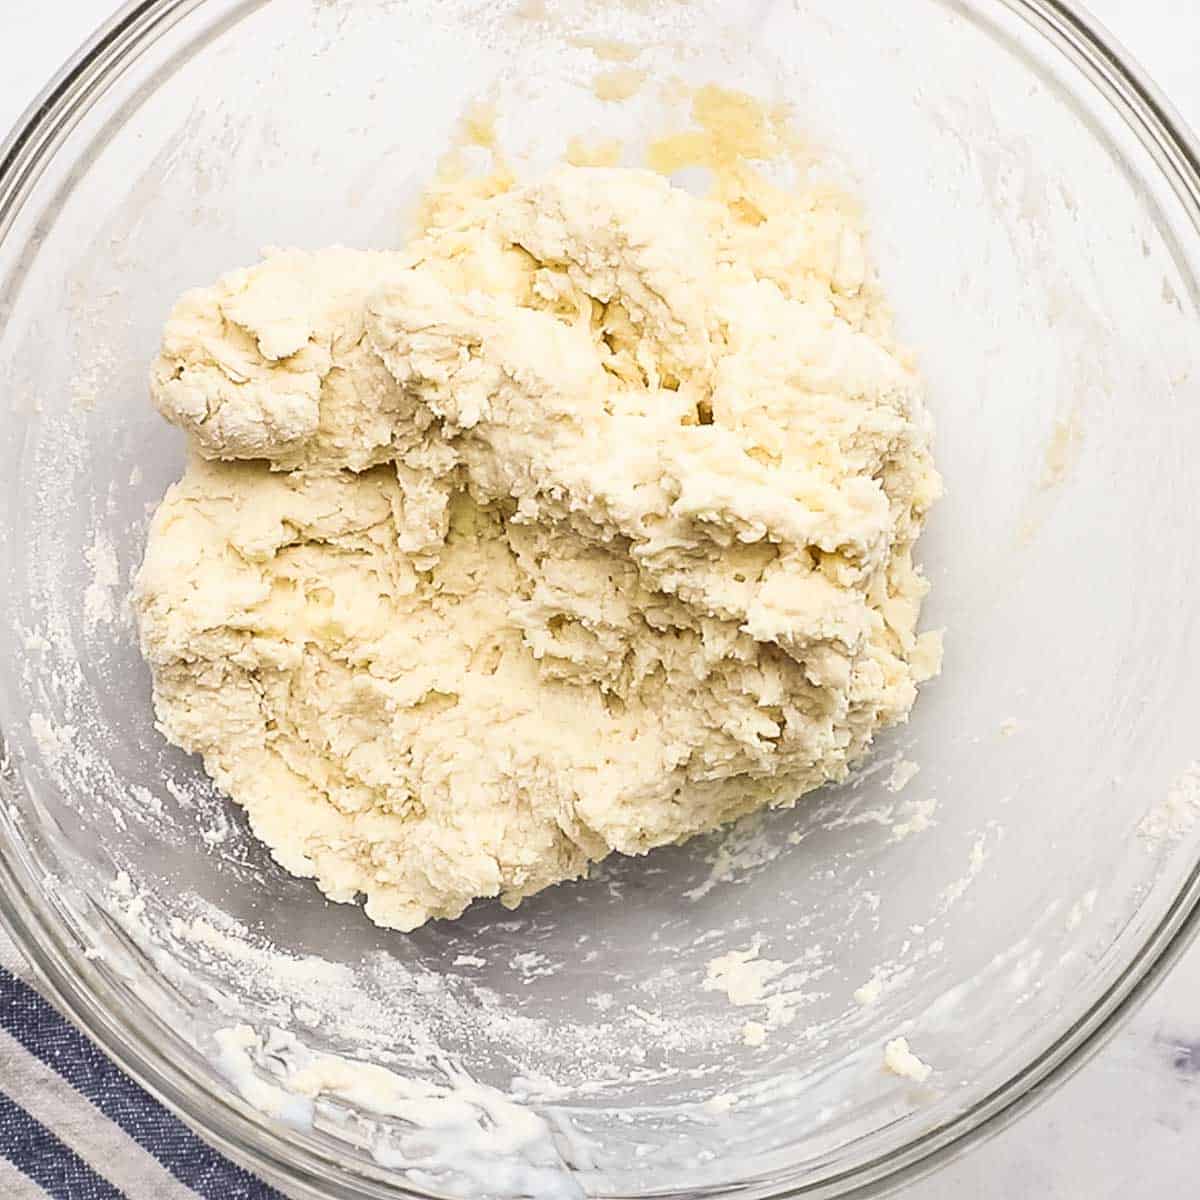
top-left (2, 1), bottom-right (1200, 1197)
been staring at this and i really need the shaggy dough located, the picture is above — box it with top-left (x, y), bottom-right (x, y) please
top-left (136, 165), bottom-right (941, 931)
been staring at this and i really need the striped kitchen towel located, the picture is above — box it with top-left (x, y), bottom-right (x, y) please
top-left (0, 930), bottom-right (291, 1200)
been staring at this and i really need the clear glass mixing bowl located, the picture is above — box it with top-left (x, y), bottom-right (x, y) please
top-left (2, 1), bottom-right (1200, 1196)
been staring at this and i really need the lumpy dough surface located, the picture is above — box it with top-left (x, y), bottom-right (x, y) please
top-left (135, 165), bottom-right (942, 931)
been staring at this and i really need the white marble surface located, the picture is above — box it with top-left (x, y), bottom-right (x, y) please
top-left (1, 2), bottom-right (1198, 1197)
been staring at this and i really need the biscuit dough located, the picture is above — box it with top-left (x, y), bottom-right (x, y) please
top-left (135, 165), bottom-right (941, 931)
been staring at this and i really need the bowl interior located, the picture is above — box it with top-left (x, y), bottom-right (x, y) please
top-left (2, 0), bottom-right (1200, 1196)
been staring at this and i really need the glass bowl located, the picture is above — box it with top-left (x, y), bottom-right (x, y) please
top-left (2, 1), bottom-right (1200, 1197)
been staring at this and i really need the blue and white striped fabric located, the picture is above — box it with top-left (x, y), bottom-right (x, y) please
top-left (0, 931), bottom-right (289, 1200)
